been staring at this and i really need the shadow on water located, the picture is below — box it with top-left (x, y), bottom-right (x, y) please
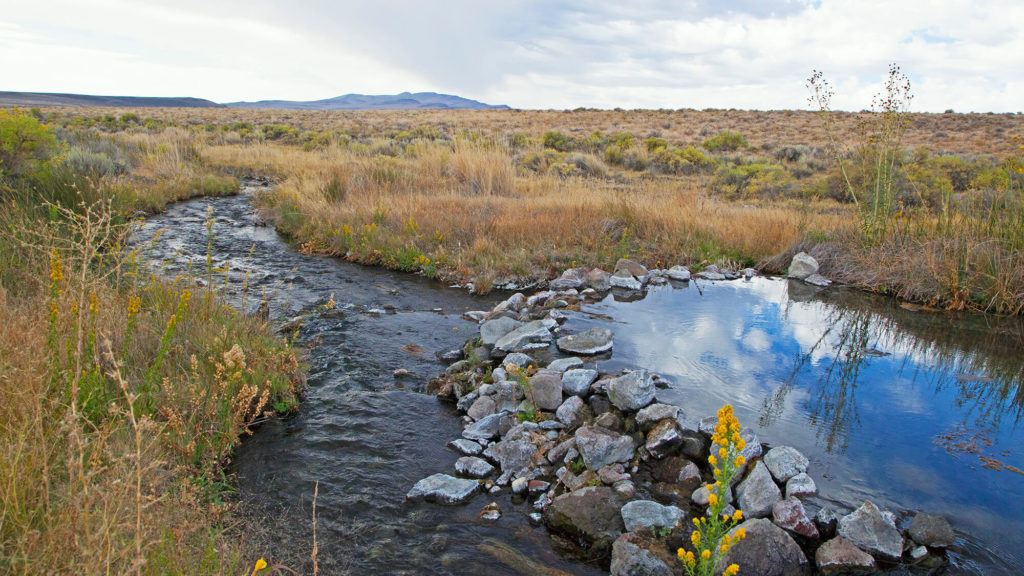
top-left (137, 185), bottom-right (1024, 575)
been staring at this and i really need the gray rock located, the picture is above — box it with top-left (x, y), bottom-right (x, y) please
top-left (550, 267), bottom-right (588, 290)
top-left (492, 292), bottom-right (527, 314)
top-left (698, 415), bottom-right (717, 436)
top-left (910, 545), bottom-right (929, 562)
top-left (556, 395), bottom-right (590, 429)
top-left (494, 320), bottom-right (553, 352)
top-left (666, 265), bottom-right (691, 281)
top-left (501, 353), bottom-right (534, 370)
top-left (697, 270), bottom-right (726, 281)
top-left (785, 472), bottom-right (817, 499)
top-left (614, 258), bottom-right (648, 278)
top-left (449, 438), bottom-right (484, 456)
top-left (645, 419), bottom-right (682, 459)
top-left (613, 479), bottom-right (636, 499)
top-left (837, 501), bottom-right (904, 561)
top-left (455, 456), bottom-right (495, 478)
top-left (815, 536), bottom-right (876, 575)
top-left (480, 316), bottom-right (523, 346)
top-left (635, 403), bottom-right (680, 430)
top-left (743, 267), bottom-right (757, 279)
top-left (462, 311), bottom-right (488, 323)
top-left (607, 370), bottom-right (656, 411)
top-left (462, 412), bottom-right (506, 441)
top-left (466, 396), bottom-right (497, 421)
top-left (692, 484), bottom-right (733, 507)
top-left (587, 268), bottom-right (612, 291)
top-left (804, 273), bottom-right (832, 287)
top-left (547, 357), bottom-right (584, 372)
top-left (610, 533), bottom-right (673, 576)
top-left (575, 425), bottom-right (636, 470)
top-left (545, 486), bottom-right (625, 552)
top-left (547, 438), bottom-right (575, 464)
top-left (717, 518), bottom-right (811, 576)
top-left (736, 461), bottom-right (782, 519)
top-left (620, 500), bottom-right (685, 532)
top-left (772, 497), bottom-right (819, 539)
top-left (908, 512), bottom-right (955, 548)
top-left (650, 456), bottom-right (702, 493)
top-left (609, 271), bottom-right (643, 290)
top-left (815, 507), bottom-right (840, 539)
top-left (787, 252), bottom-right (819, 280)
top-left (677, 428), bottom-right (708, 460)
top-left (562, 368), bottom-right (598, 396)
top-left (511, 476), bottom-right (528, 494)
top-left (483, 438), bottom-right (538, 475)
top-left (764, 446), bottom-right (809, 483)
top-left (406, 473), bottom-right (480, 505)
top-left (528, 370), bottom-right (564, 411)
top-left (556, 328), bottom-right (613, 355)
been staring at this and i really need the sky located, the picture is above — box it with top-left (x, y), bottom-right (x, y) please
top-left (1, 0), bottom-right (1021, 111)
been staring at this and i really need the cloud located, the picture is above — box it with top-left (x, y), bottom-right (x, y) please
top-left (1, 0), bottom-right (1021, 110)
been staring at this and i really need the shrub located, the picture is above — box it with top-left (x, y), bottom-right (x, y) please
top-left (0, 109), bottom-right (57, 179)
top-left (712, 162), bottom-right (793, 199)
top-left (62, 146), bottom-right (120, 178)
top-left (542, 131), bottom-right (575, 152)
top-left (644, 137), bottom-right (669, 153)
top-left (651, 146), bottom-right (716, 175)
top-left (702, 130), bottom-right (748, 152)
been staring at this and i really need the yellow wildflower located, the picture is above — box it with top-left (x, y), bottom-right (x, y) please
top-left (719, 447), bottom-right (728, 459)
top-left (724, 563), bottom-right (740, 576)
top-left (708, 454), bottom-right (718, 466)
top-left (721, 542), bottom-right (730, 554)
top-left (735, 527), bottom-right (747, 540)
top-left (251, 557), bottom-right (268, 575)
top-left (734, 455), bottom-right (746, 468)
top-left (732, 509), bottom-right (744, 522)
top-left (127, 294), bottom-right (141, 317)
top-left (691, 530), bottom-right (701, 545)
top-left (701, 549), bottom-right (712, 560)
top-left (708, 493), bottom-right (719, 507)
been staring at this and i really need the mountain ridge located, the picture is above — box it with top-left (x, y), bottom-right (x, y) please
top-left (0, 91), bottom-right (222, 108)
top-left (224, 91), bottom-right (510, 110)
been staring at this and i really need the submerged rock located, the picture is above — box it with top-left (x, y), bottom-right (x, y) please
top-left (545, 486), bottom-right (625, 552)
top-left (718, 518), bottom-right (810, 576)
top-left (837, 501), bottom-right (904, 561)
top-left (815, 536), bottom-right (876, 575)
top-left (607, 370), bottom-right (656, 411)
top-left (620, 500), bottom-right (685, 532)
top-left (787, 252), bottom-right (819, 280)
top-left (908, 512), bottom-right (955, 548)
top-left (407, 473), bottom-right (480, 505)
top-left (556, 328), bottom-right (613, 355)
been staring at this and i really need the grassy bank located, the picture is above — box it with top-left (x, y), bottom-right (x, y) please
top-left (0, 110), bottom-right (302, 575)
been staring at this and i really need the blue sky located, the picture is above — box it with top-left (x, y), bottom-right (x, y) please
top-left (1, 0), bottom-right (1021, 111)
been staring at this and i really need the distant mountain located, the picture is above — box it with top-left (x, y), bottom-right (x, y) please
top-left (225, 92), bottom-right (510, 110)
top-left (0, 91), bottom-right (222, 108)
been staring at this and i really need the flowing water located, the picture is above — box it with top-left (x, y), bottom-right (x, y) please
top-left (138, 184), bottom-right (1024, 575)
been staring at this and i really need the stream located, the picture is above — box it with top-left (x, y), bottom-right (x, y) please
top-left (137, 182), bottom-right (1024, 575)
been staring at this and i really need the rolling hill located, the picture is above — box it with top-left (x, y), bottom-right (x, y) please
top-left (224, 92), bottom-right (510, 110)
top-left (0, 91), bottom-right (222, 108)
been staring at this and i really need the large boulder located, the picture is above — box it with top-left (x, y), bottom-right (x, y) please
top-left (406, 473), bottom-right (480, 505)
top-left (814, 536), bottom-right (876, 575)
top-left (787, 252), bottom-right (819, 280)
top-left (607, 370), bottom-right (656, 411)
top-left (609, 271), bottom-right (643, 291)
top-left (528, 370), bottom-right (563, 411)
top-left (483, 438), bottom-right (538, 474)
top-left (785, 473), bottom-right (817, 499)
top-left (645, 419), bottom-right (683, 459)
top-left (480, 316), bottom-right (523, 346)
top-left (545, 486), bottom-right (625, 552)
top-left (556, 327), bottom-right (613, 355)
top-left (615, 258), bottom-right (649, 279)
top-left (494, 320), bottom-right (553, 353)
top-left (837, 501), bottom-right (904, 561)
top-left (635, 403), bottom-right (680, 430)
top-left (575, 425), bottom-right (636, 470)
top-left (666, 265), bottom-right (691, 281)
top-left (772, 497), bottom-right (819, 539)
top-left (454, 456), bottom-right (495, 478)
top-left (908, 512), bottom-right (955, 548)
top-left (610, 533), bottom-right (673, 576)
top-left (587, 268), bottom-right (612, 291)
top-left (763, 446), bottom-right (809, 483)
top-left (620, 500), bottom-right (685, 532)
top-left (736, 461), bottom-right (782, 518)
top-left (562, 368), bottom-right (598, 396)
top-left (550, 267), bottom-right (588, 290)
top-left (466, 395), bottom-right (496, 421)
top-left (717, 518), bottom-right (811, 576)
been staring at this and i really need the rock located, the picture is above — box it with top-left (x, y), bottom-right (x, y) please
top-left (698, 416), bottom-right (717, 436)
top-left (556, 328), bottom-right (613, 355)
top-left (910, 545), bottom-right (929, 562)
top-left (666, 265), bottom-right (691, 281)
top-left (550, 267), bottom-right (588, 290)
top-left (449, 438), bottom-right (483, 456)
top-left (587, 268), bottom-right (612, 291)
top-left (511, 477), bottom-right (528, 495)
top-left (528, 512), bottom-right (543, 525)
top-left (815, 536), bottom-right (876, 575)
top-left (607, 370), bottom-right (656, 411)
top-left (455, 456), bottom-right (495, 478)
top-left (772, 497), bottom-right (819, 539)
top-left (597, 464), bottom-right (630, 485)
top-left (545, 486), bottom-right (625, 552)
top-left (620, 500), bottom-right (685, 532)
top-left (645, 419), bottom-right (682, 459)
top-left (635, 403), bottom-right (680, 430)
top-left (908, 512), bottom-right (955, 548)
top-left (717, 518), bottom-right (811, 576)
top-left (677, 428), bottom-right (709, 460)
top-left (593, 410), bottom-right (622, 431)
top-left (815, 507), bottom-right (840, 539)
top-left (837, 501), bottom-right (904, 561)
top-left (462, 412), bottom-right (506, 441)
top-left (483, 438), bottom-right (539, 475)
top-left (501, 353), bottom-right (534, 370)
top-left (392, 368), bottom-right (412, 378)
top-left (562, 368), bottom-right (598, 396)
top-left (736, 461), bottom-right (782, 519)
top-left (575, 425), bottom-right (636, 470)
top-left (445, 360), bottom-right (471, 375)
top-left (787, 252), bottom-right (819, 280)
top-left (466, 396), bottom-right (497, 421)
top-left (406, 473), bottom-right (480, 505)
top-left (492, 292), bottom-right (527, 314)
top-left (437, 347), bottom-right (464, 363)
top-left (609, 271), bottom-right (643, 290)
top-left (589, 394), bottom-right (612, 416)
top-left (610, 533), bottom-right (673, 576)
top-left (528, 479), bottom-right (550, 495)
top-left (615, 258), bottom-right (648, 278)
top-left (494, 320), bottom-right (553, 353)
top-left (743, 267), bottom-right (757, 279)
top-left (785, 473), bottom-right (817, 499)
top-left (480, 317), bottom-right (523, 346)
top-left (650, 456), bottom-right (702, 493)
top-left (479, 501), bottom-right (501, 521)
top-left (555, 395), bottom-right (590, 429)
top-left (803, 273), bottom-right (831, 287)
top-left (547, 357), bottom-right (583, 372)
top-left (613, 479), bottom-right (636, 499)
top-left (697, 270), bottom-right (726, 281)
top-left (547, 438), bottom-right (575, 464)
top-left (528, 370), bottom-right (564, 411)
top-left (692, 484), bottom-right (733, 507)
top-left (764, 446), bottom-right (809, 483)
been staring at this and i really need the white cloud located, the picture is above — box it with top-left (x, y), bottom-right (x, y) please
top-left (1, 0), bottom-right (1021, 110)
